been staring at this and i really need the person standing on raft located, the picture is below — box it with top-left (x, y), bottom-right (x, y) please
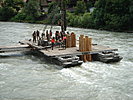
top-left (63, 35), bottom-right (66, 49)
top-left (36, 30), bottom-right (40, 41)
top-left (51, 37), bottom-right (55, 50)
top-left (32, 31), bottom-right (36, 43)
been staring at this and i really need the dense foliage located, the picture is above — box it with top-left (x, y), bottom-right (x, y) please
top-left (0, 0), bottom-right (23, 21)
top-left (75, 1), bottom-right (86, 15)
top-left (66, 0), bottom-right (133, 31)
top-left (0, 6), bottom-right (16, 21)
top-left (91, 0), bottom-right (133, 31)
top-left (23, 0), bottom-right (40, 21)
top-left (0, 0), bottom-right (132, 32)
top-left (12, 0), bottom-right (41, 22)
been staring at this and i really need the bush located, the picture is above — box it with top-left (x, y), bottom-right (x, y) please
top-left (0, 7), bottom-right (16, 21)
top-left (92, 0), bottom-right (133, 31)
top-left (11, 12), bottom-right (26, 22)
top-left (25, 16), bottom-right (35, 22)
top-left (81, 13), bottom-right (94, 28)
top-left (23, 0), bottom-right (40, 20)
top-left (75, 1), bottom-right (86, 15)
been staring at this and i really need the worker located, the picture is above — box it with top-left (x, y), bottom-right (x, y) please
top-left (60, 31), bottom-right (63, 40)
top-left (32, 31), bottom-right (36, 43)
top-left (51, 37), bottom-right (55, 50)
top-left (36, 30), bottom-right (40, 41)
top-left (50, 30), bottom-right (52, 38)
top-left (55, 31), bottom-right (58, 41)
top-left (63, 35), bottom-right (67, 49)
top-left (41, 32), bottom-right (45, 40)
top-left (46, 30), bottom-right (50, 41)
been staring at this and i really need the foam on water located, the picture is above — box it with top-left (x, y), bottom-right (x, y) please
top-left (0, 22), bottom-right (133, 100)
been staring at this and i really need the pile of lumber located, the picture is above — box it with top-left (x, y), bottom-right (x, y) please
top-left (79, 35), bottom-right (92, 62)
top-left (66, 32), bottom-right (76, 48)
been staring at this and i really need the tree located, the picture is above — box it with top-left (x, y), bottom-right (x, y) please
top-left (0, 6), bottom-right (16, 21)
top-left (66, 0), bottom-right (77, 8)
top-left (0, 0), bottom-right (24, 21)
top-left (3, 0), bottom-right (24, 12)
top-left (92, 0), bottom-right (133, 31)
top-left (75, 0), bottom-right (86, 15)
top-left (23, 0), bottom-right (40, 21)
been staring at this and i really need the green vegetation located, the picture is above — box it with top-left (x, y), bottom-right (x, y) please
top-left (92, 0), bottom-right (133, 31)
top-left (0, 0), bottom-right (23, 21)
top-left (66, 0), bottom-right (133, 31)
top-left (66, 12), bottom-right (94, 28)
top-left (0, 6), bottom-right (16, 21)
top-left (0, 0), bottom-right (132, 32)
top-left (11, 0), bottom-right (41, 22)
top-left (75, 1), bottom-right (86, 15)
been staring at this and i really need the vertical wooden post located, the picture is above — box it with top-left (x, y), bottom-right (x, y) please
top-left (71, 33), bottom-right (73, 47)
top-left (85, 36), bottom-right (89, 51)
top-left (79, 35), bottom-right (84, 61)
top-left (79, 35), bottom-right (84, 51)
top-left (71, 32), bottom-right (76, 47)
top-left (66, 35), bottom-right (68, 48)
top-left (87, 38), bottom-right (92, 61)
top-left (67, 35), bottom-right (71, 48)
top-left (79, 35), bottom-right (92, 62)
top-left (73, 33), bottom-right (76, 47)
top-left (83, 37), bottom-right (87, 62)
top-left (79, 37), bottom-right (81, 51)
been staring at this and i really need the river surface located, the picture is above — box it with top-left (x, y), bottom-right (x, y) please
top-left (0, 22), bottom-right (133, 100)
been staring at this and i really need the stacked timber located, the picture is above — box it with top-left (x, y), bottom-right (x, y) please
top-left (66, 33), bottom-right (76, 48)
top-left (79, 35), bottom-right (92, 62)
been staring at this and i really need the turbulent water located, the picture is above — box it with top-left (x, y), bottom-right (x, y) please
top-left (0, 22), bottom-right (133, 100)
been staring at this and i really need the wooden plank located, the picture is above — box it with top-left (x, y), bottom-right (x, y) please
top-left (0, 48), bottom-right (30, 53)
top-left (0, 45), bottom-right (29, 50)
top-left (50, 49), bottom-right (118, 57)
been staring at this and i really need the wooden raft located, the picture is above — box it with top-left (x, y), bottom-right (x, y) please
top-left (40, 45), bottom-right (117, 57)
top-left (18, 39), bottom-right (118, 58)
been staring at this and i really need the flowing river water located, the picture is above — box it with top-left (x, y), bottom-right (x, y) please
top-left (0, 22), bottom-right (133, 100)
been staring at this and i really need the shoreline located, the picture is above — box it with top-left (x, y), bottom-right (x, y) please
top-left (0, 20), bottom-right (133, 33)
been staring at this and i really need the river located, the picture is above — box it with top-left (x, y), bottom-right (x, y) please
top-left (0, 22), bottom-right (133, 100)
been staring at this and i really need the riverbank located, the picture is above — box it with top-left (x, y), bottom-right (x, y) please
top-left (3, 20), bottom-right (133, 33)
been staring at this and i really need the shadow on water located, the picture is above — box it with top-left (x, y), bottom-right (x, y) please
top-left (0, 51), bottom-right (26, 58)
top-left (24, 50), bottom-right (83, 70)
top-left (23, 50), bottom-right (64, 70)
top-left (0, 51), bottom-right (63, 70)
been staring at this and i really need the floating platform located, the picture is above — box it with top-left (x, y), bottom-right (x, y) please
top-left (0, 39), bottom-right (122, 67)
top-left (17, 40), bottom-right (122, 67)
top-left (19, 40), bottom-right (118, 56)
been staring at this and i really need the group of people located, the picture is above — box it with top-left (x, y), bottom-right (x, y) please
top-left (32, 30), bottom-right (40, 43)
top-left (32, 30), bottom-right (68, 50)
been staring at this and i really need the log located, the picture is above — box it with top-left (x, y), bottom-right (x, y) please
top-left (79, 35), bottom-right (84, 60)
top-left (67, 35), bottom-right (71, 48)
top-left (83, 37), bottom-right (87, 62)
top-left (87, 38), bottom-right (92, 61)
top-left (79, 35), bottom-right (84, 51)
top-left (71, 32), bottom-right (76, 47)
